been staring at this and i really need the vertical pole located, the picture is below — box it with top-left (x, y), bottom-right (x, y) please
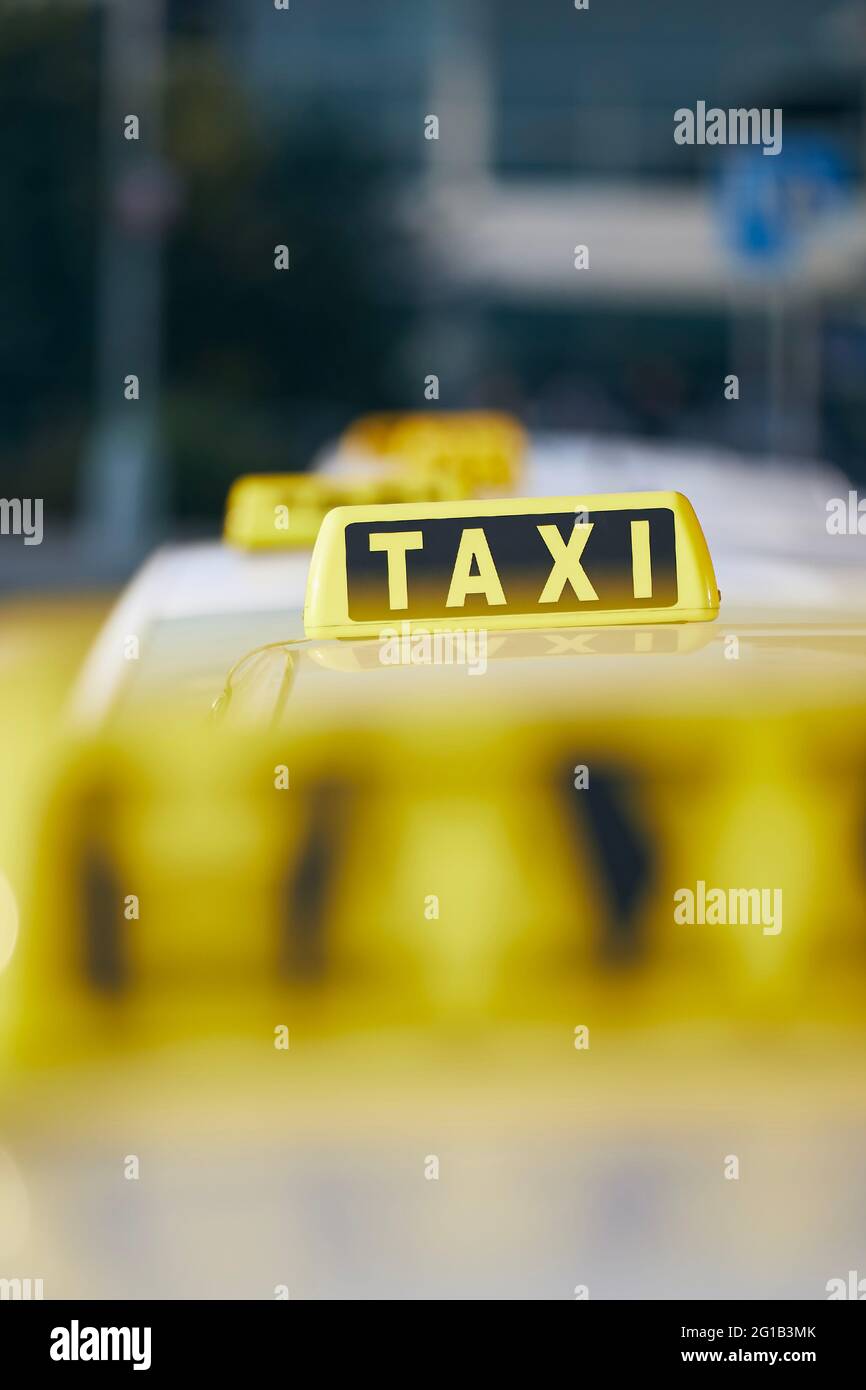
top-left (81, 0), bottom-right (167, 569)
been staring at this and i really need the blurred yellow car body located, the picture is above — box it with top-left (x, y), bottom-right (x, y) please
top-left (6, 488), bottom-right (866, 1063)
top-left (2, 449), bottom-right (866, 1299)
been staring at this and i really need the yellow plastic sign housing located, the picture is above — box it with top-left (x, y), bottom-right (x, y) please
top-left (224, 470), bottom-right (468, 550)
top-left (342, 411), bottom-right (527, 490)
top-left (304, 492), bottom-right (720, 638)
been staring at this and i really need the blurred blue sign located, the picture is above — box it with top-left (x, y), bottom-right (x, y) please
top-left (717, 136), bottom-right (852, 268)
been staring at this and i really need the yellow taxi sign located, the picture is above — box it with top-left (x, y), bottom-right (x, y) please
top-left (342, 411), bottom-right (527, 490)
top-left (304, 492), bottom-right (719, 638)
top-left (223, 470), bottom-right (470, 549)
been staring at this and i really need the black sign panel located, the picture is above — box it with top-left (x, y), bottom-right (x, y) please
top-left (344, 508), bottom-right (677, 621)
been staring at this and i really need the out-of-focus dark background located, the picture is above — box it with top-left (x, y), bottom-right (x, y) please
top-left (2, 0), bottom-right (866, 580)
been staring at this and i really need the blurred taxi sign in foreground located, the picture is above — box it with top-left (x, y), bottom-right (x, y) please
top-left (304, 491), bottom-right (720, 639)
top-left (341, 410), bottom-right (526, 490)
top-left (8, 692), bottom-right (866, 1067)
top-left (223, 469), bottom-right (470, 550)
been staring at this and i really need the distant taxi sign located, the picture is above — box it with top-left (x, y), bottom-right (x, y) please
top-left (342, 411), bottom-right (526, 489)
top-left (304, 492), bottom-right (720, 638)
top-left (224, 470), bottom-right (469, 549)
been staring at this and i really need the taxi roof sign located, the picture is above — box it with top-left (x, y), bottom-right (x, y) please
top-left (224, 470), bottom-right (470, 550)
top-left (304, 492), bottom-right (720, 638)
top-left (342, 411), bottom-right (526, 489)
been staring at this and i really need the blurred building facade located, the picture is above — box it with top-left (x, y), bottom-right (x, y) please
top-left (1, 0), bottom-right (866, 575)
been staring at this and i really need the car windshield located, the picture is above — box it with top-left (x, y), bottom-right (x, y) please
top-left (113, 611), bottom-right (301, 719)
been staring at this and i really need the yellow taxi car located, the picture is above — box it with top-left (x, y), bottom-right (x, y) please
top-left (2, 417), bottom-right (866, 1299)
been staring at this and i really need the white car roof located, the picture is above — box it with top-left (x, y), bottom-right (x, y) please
top-left (69, 543), bottom-right (311, 725)
top-left (69, 435), bottom-right (866, 725)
